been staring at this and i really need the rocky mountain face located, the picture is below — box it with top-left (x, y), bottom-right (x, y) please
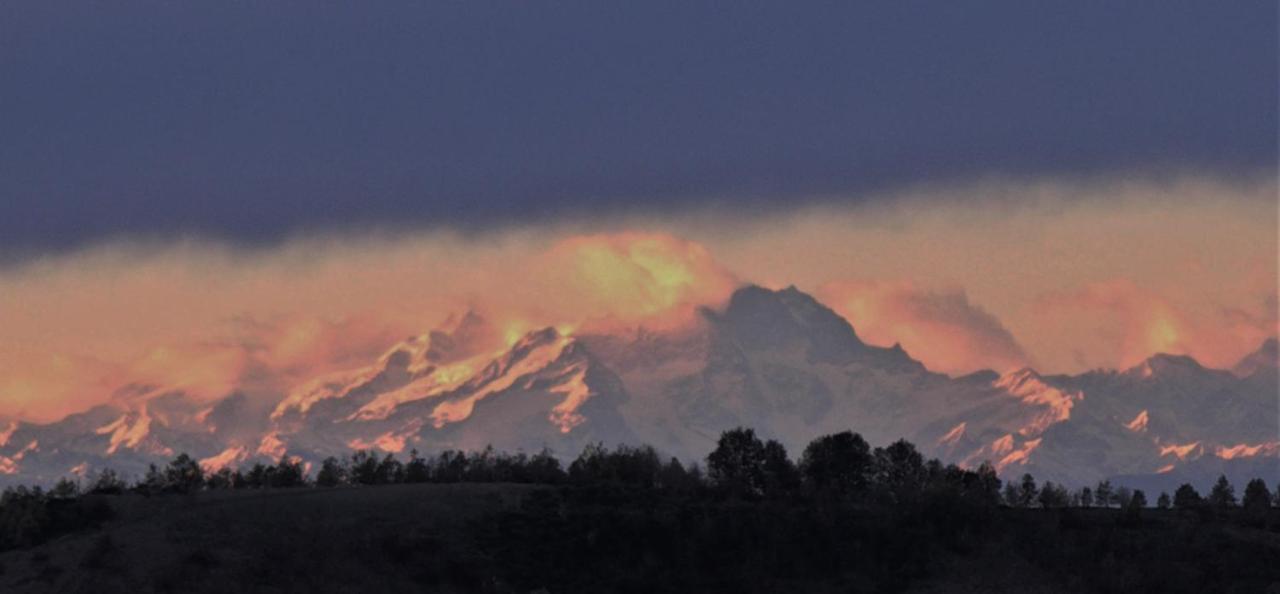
top-left (1, 286), bottom-right (1275, 490)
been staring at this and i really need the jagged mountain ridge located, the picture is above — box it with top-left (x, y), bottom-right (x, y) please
top-left (0, 285), bottom-right (1275, 489)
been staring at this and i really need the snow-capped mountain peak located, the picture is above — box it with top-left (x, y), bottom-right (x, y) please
top-left (0, 286), bottom-right (1273, 492)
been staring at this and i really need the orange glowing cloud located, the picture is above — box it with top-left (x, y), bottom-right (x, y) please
top-left (0, 314), bottom-right (411, 422)
top-left (817, 280), bottom-right (1031, 374)
top-left (695, 176), bottom-right (1276, 375)
top-left (0, 230), bottom-right (734, 421)
top-left (1033, 280), bottom-right (1191, 369)
top-left (0, 348), bottom-right (120, 421)
top-left (542, 232), bottom-right (737, 331)
top-left (0, 175), bottom-right (1273, 421)
top-left (1031, 279), bottom-right (1274, 371)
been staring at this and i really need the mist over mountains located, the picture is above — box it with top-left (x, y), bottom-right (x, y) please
top-left (1, 286), bottom-right (1274, 491)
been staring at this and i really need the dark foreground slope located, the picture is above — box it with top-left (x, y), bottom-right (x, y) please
top-left (1, 484), bottom-right (1279, 594)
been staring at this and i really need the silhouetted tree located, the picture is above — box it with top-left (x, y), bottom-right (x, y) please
top-left (761, 440), bottom-right (800, 497)
top-left (1079, 486), bottom-right (1093, 508)
top-left (1242, 478), bottom-right (1270, 512)
top-left (1094, 480), bottom-right (1113, 508)
top-left (1119, 489), bottom-right (1148, 525)
top-left (244, 463), bottom-right (270, 488)
top-left (707, 427), bottom-right (768, 497)
top-left (432, 450), bottom-right (469, 483)
top-left (1016, 473), bottom-right (1038, 508)
top-left (49, 477), bottom-right (79, 500)
top-left (466, 446), bottom-right (498, 482)
top-left (0, 486), bottom-right (50, 549)
top-left (967, 462), bottom-right (1003, 507)
top-left (799, 431), bottom-right (872, 499)
top-left (686, 462), bottom-right (705, 487)
top-left (569, 443), bottom-right (611, 484)
top-left (1114, 486), bottom-right (1133, 509)
top-left (526, 448), bottom-right (566, 484)
top-left (270, 456), bottom-right (307, 487)
top-left (936, 460), bottom-right (1003, 506)
top-left (404, 450), bottom-right (430, 483)
top-left (87, 469), bottom-right (127, 495)
top-left (316, 456), bottom-right (347, 487)
top-left (204, 468), bottom-right (234, 490)
top-left (494, 451), bottom-right (529, 482)
top-left (657, 457), bottom-right (701, 493)
top-left (873, 439), bottom-right (927, 504)
top-left (1001, 482), bottom-right (1020, 507)
top-left (139, 463), bottom-right (166, 494)
top-left (570, 443), bottom-right (663, 487)
top-left (375, 453), bottom-right (404, 484)
top-left (165, 453), bottom-right (204, 493)
top-left (1173, 483), bottom-right (1202, 509)
top-left (1037, 481), bottom-right (1069, 509)
top-left (349, 450), bottom-right (381, 485)
top-left (1208, 475), bottom-right (1236, 509)
top-left (1156, 492), bottom-right (1171, 509)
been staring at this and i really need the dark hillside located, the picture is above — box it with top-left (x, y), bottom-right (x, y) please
top-left (2, 429), bottom-right (1279, 593)
top-left (0, 483), bottom-right (1278, 593)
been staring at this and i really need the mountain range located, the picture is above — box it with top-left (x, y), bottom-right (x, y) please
top-left (1, 285), bottom-right (1275, 491)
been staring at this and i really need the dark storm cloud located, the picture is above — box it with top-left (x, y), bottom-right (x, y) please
top-left (1, 1), bottom-right (1274, 255)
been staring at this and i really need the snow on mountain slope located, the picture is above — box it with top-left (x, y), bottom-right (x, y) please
top-left (271, 310), bottom-right (491, 421)
top-left (250, 325), bottom-right (634, 462)
top-left (0, 286), bottom-right (1274, 490)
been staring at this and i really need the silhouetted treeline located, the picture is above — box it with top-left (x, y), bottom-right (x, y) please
top-left (2, 426), bottom-right (1278, 562)
top-left (0, 483), bottom-right (112, 551)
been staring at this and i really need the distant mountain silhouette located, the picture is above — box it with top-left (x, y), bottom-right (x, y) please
top-left (1233, 337), bottom-right (1278, 378)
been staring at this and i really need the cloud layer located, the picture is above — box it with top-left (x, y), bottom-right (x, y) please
top-left (0, 176), bottom-right (1274, 421)
top-left (818, 281), bottom-right (1031, 374)
top-left (1, 4), bottom-right (1274, 254)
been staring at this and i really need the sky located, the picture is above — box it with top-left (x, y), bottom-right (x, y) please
top-left (0, 3), bottom-right (1276, 421)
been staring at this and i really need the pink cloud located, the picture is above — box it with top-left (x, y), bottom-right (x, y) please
top-left (818, 280), bottom-right (1031, 374)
